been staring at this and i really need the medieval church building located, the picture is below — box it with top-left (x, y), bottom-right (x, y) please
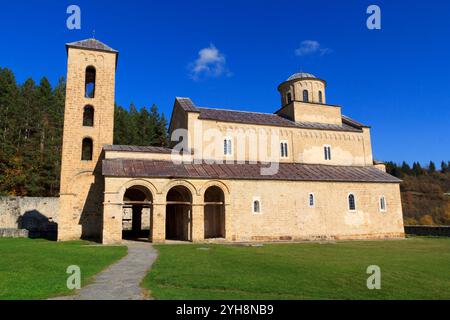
top-left (58, 39), bottom-right (405, 244)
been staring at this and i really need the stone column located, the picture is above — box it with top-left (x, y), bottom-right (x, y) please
top-left (152, 203), bottom-right (166, 243)
top-left (191, 204), bottom-right (205, 242)
top-left (102, 202), bottom-right (122, 244)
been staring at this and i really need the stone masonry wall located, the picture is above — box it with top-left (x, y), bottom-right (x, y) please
top-left (0, 197), bottom-right (59, 238)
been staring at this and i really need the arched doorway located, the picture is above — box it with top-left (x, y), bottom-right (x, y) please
top-left (166, 186), bottom-right (192, 241)
top-left (122, 186), bottom-right (153, 240)
top-left (204, 186), bottom-right (225, 239)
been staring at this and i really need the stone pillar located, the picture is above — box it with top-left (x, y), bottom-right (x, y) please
top-left (102, 203), bottom-right (122, 244)
top-left (152, 203), bottom-right (166, 243)
top-left (192, 204), bottom-right (204, 242)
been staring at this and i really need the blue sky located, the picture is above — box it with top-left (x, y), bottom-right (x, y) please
top-left (1, 1), bottom-right (449, 165)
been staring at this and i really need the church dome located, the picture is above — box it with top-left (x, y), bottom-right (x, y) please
top-left (286, 72), bottom-right (317, 81)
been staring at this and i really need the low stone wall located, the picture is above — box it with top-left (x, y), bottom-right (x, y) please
top-left (404, 225), bottom-right (450, 237)
top-left (0, 197), bottom-right (59, 239)
top-left (0, 228), bottom-right (29, 238)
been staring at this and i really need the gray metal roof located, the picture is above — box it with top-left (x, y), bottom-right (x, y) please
top-left (287, 72), bottom-right (317, 81)
top-left (174, 97), bottom-right (365, 132)
top-left (66, 38), bottom-right (118, 53)
top-left (103, 159), bottom-right (401, 183)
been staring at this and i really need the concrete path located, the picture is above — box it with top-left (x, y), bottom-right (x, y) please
top-left (52, 241), bottom-right (157, 300)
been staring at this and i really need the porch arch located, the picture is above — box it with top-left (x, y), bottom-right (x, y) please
top-left (165, 185), bottom-right (193, 241)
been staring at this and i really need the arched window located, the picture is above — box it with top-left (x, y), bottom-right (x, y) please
top-left (83, 105), bottom-right (94, 127)
top-left (253, 197), bottom-right (261, 214)
top-left (280, 141), bottom-right (288, 158)
top-left (85, 66), bottom-right (96, 98)
top-left (324, 145), bottom-right (331, 160)
top-left (287, 92), bottom-right (292, 104)
top-left (348, 194), bottom-right (356, 211)
top-left (81, 138), bottom-right (93, 161)
top-left (318, 91), bottom-right (323, 104)
top-left (380, 196), bottom-right (387, 212)
top-left (309, 193), bottom-right (315, 207)
top-left (303, 90), bottom-right (309, 102)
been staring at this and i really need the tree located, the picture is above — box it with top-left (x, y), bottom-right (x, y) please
top-left (442, 161), bottom-right (449, 173)
top-left (412, 162), bottom-right (423, 176)
top-left (401, 161), bottom-right (412, 175)
top-left (428, 161), bottom-right (436, 174)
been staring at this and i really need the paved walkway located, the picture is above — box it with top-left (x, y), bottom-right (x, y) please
top-left (52, 241), bottom-right (157, 300)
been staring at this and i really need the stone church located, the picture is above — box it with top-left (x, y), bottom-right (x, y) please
top-left (58, 38), bottom-right (405, 244)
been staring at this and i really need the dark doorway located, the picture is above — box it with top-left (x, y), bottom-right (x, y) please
top-left (204, 186), bottom-right (225, 239)
top-left (166, 186), bottom-right (192, 241)
top-left (122, 186), bottom-right (153, 240)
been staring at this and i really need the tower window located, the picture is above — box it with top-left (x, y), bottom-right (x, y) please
top-left (380, 196), bottom-right (387, 212)
top-left (81, 138), bottom-right (93, 161)
top-left (318, 91), bottom-right (323, 104)
top-left (85, 66), bottom-right (96, 99)
top-left (324, 145), bottom-right (332, 160)
top-left (83, 105), bottom-right (94, 127)
top-left (224, 137), bottom-right (233, 156)
top-left (309, 193), bottom-right (315, 207)
top-left (286, 92), bottom-right (292, 104)
top-left (252, 197), bottom-right (261, 214)
top-left (348, 194), bottom-right (356, 211)
top-left (280, 141), bottom-right (288, 158)
top-left (303, 90), bottom-right (309, 102)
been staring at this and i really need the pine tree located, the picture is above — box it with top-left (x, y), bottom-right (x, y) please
top-left (428, 161), bottom-right (436, 174)
top-left (412, 162), bottom-right (423, 176)
top-left (442, 161), bottom-right (449, 173)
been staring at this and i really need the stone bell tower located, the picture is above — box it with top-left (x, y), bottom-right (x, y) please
top-left (58, 39), bottom-right (118, 241)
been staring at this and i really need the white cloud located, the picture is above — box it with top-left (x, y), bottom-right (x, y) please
top-left (295, 40), bottom-right (331, 56)
top-left (189, 44), bottom-right (231, 80)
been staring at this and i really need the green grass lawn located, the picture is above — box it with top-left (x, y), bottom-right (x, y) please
top-left (0, 238), bottom-right (127, 300)
top-left (144, 237), bottom-right (450, 300)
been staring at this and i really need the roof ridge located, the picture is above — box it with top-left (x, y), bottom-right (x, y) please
top-left (197, 106), bottom-right (282, 116)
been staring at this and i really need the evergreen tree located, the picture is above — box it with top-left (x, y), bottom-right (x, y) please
top-left (412, 162), bottom-right (423, 176)
top-left (428, 161), bottom-right (436, 174)
top-left (401, 161), bottom-right (412, 175)
top-left (442, 161), bottom-right (449, 173)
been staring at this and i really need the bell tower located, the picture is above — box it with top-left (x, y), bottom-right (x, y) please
top-left (58, 39), bottom-right (118, 241)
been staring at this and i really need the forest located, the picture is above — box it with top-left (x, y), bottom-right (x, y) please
top-left (0, 67), bottom-right (449, 225)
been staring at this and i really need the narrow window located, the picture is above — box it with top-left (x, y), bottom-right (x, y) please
top-left (318, 91), bottom-right (323, 104)
top-left (348, 194), bottom-right (356, 211)
top-left (287, 92), bottom-right (292, 104)
top-left (253, 199), bottom-right (261, 214)
top-left (380, 196), bottom-right (387, 212)
top-left (83, 105), bottom-right (94, 127)
top-left (81, 138), bottom-right (93, 161)
top-left (324, 145), bottom-right (331, 160)
top-left (280, 141), bottom-right (288, 158)
top-left (224, 137), bottom-right (232, 155)
top-left (85, 66), bottom-right (96, 99)
top-left (303, 90), bottom-right (309, 102)
top-left (309, 193), bottom-right (315, 207)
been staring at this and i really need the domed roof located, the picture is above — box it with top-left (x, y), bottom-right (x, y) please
top-left (286, 72), bottom-right (317, 81)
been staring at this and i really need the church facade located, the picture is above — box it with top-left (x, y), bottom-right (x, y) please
top-left (58, 39), bottom-right (405, 244)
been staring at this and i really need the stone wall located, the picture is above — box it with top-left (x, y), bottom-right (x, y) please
top-left (0, 197), bottom-right (59, 239)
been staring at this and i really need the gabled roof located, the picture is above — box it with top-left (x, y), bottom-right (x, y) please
top-left (173, 97), bottom-right (366, 132)
top-left (66, 38), bottom-right (118, 53)
top-left (103, 159), bottom-right (401, 183)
